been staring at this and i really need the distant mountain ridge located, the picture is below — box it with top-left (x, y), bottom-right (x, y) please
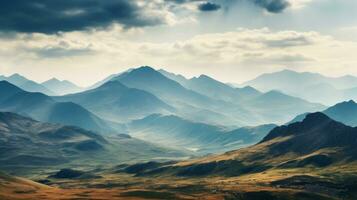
top-left (290, 100), bottom-right (357, 127)
top-left (242, 69), bottom-right (357, 105)
top-left (0, 73), bottom-right (55, 95)
top-left (42, 78), bottom-right (83, 95)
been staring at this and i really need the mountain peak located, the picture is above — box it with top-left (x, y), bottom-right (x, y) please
top-left (135, 66), bottom-right (156, 72)
top-left (262, 112), bottom-right (333, 143)
top-left (326, 100), bottom-right (357, 111)
top-left (279, 69), bottom-right (298, 74)
top-left (9, 73), bottom-right (24, 78)
top-left (47, 77), bottom-right (60, 82)
top-left (8, 73), bottom-right (27, 82)
top-left (302, 112), bottom-right (332, 124)
top-left (197, 74), bottom-right (212, 79)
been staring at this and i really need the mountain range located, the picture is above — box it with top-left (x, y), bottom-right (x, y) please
top-left (88, 66), bottom-right (324, 126)
top-left (1, 67), bottom-right (325, 127)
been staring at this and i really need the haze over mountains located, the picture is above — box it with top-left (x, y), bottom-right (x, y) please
top-left (242, 69), bottom-right (357, 105)
top-left (42, 78), bottom-right (83, 95)
top-left (98, 66), bottom-right (323, 126)
top-left (0, 66), bottom-right (335, 156)
top-left (0, 74), bottom-right (55, 95)
top-left (0, 73), bottom-right (83, 96)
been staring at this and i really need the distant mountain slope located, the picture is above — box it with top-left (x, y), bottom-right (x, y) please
top-left (323, 100), bottom-right (357, 126)
top-left (244, 90), bottom-right (325, 123)
top-left (0, 112), bottom-right (187, 174)
top-left (42, 78), bottom-right (83, 95)
top-left (57, 80), bottom-right (174, 122)
top-left (0, 81), bottom-right (115, 133)
top-left (129, 114), bottom-right (276, 154)
top-left (159, 69), bottom-right (262, 102)
top-left (0, 73), bottom-right (55, 95)
top-left (290, 100), bottom-right (357, 127)
top-left (242, 69), bottom-right (357, 105)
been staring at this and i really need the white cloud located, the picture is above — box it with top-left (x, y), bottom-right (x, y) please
top-left (0, 27), bottom-right (357, 86)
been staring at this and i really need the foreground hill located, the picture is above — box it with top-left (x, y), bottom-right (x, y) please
top-left (0, 73), bottom-right (55, 95)
top-left (0, 81), bottom-right (116, 133)
top-left (122, 113), bottom-right (357, 199)
top-left (129, 114), bottom-right (275, 154)
top-left (153, 113), bottom-right (357, 175)
top-left (0, 112), bottom-right (186, 176)
top-left (56, 80), bottom-right (174, 122)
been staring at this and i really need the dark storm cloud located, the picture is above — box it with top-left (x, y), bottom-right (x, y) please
top-left (198, 2), bottom-right (221, 12)
top-left (167, 0), bottom-right (290, 13)
top-left (253, 0), bottom-right (290, 13)
top-left (0, 0), bottom-right (163, 34)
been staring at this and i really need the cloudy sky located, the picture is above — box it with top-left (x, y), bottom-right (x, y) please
top-left (0, 0), bottom-right (356, 86)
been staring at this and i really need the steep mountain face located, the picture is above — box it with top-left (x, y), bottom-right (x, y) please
top-left (0, 74), bottom-right (55, 95)
top-left (42, 78), bottom-right (83, 95)
top-left (57, 81), bottom-right (174, 122)
top-left (114, 67), bottom-right (217, 108)
top-left (260, 112), bottom-right (357, 155)
top-left (0, 81), bottom-right (115, 133)
top-left (129, 114), bottom-right (276, 154)
top-left (0, 112), bottom-right (187, 174)
top-left (242, 69), bottom-right (357, 105)
top-left (289, 100), bottom-right (357, 127)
